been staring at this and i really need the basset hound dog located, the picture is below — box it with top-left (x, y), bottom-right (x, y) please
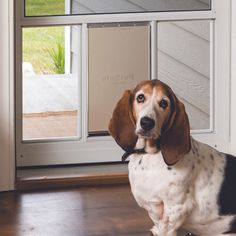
top-left (108, 79), bottom-right (236, 236)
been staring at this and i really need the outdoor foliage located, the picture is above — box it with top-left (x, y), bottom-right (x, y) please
top-left (25, 0), bottom-right (65, 16)
top-left (23, 0), bottom-right (65, 75)
top-left (23, 26), bottom-right (65, 74)
top-left (48, 42), bottom-right (65, 74)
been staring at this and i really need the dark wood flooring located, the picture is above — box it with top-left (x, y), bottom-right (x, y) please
top-left (0, 184), bottom-right (153, 236)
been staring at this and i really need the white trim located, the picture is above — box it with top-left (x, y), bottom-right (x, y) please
top-left (19, 11), bottom-right (215, 27)
top-left (65, 0), bottom-right (71, 14)
top-left (230, 0), bottom-right (236, 155)
top-left (193, 0), bottom-right (231, 153)
top-left (215, 0), bottom-right (231, 151)
top-left (64, 0), bottom-right (72, 74)
top-left (151, 21), bottom-right (157, 80)
top-left (9, 0), bottom-right (15, 190)
top-left (81, 23), bottom-right (89, 142)
top-left (15, 16), bottom-right (23, 162)
top-left (209, 20), bottom-right (215, 132)
top-left (0, 0), bottom-right (15, 191)
top-left (77, 25), bottom-right (83, 139)
top-left (65, 26), bottom-right (71, 74)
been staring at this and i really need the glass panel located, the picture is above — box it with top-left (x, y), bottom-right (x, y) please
top-left (25, 0), bottom-right (211, 17)
top-left (157, 20), bottom-right (211, 130)
top-left (22, 26), bottom-right (80, 140)
top-left (88, 24), bottom-right (150, 135)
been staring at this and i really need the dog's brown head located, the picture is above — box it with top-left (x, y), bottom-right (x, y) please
top-left (108, 79), bottom-right (191, 165)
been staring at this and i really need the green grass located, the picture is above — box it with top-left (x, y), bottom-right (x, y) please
top-left (23, 0), bottom-right (65, 74)
top-left (23, 26), bottom-right (65, 74)
top-left (25, 0), bottom-right (65, 16)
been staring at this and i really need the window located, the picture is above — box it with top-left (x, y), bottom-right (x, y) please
top-left (16, 0), bottom-right (228, 167)
top-left (22, 25), bottom-right (80, 140)
top-left (157, 20), bottom-right (211, 130)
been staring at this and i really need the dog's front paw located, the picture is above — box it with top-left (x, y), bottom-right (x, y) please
top-left (150, 225), bottom-right (159, 236)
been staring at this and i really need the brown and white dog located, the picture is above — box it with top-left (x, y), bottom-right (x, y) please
top-left (108, 79), bottom-right (236, 236)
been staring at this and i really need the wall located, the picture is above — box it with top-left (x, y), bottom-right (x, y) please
top-left (0, 0), bottom-right (15, 191)
top-left (231, 0), bottom-right (236, 155)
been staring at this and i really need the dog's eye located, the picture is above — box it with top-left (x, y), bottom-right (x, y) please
top-left (137, 94), bottom-right (145, 103)
top-left (159, 99), bottom-right (168, 109)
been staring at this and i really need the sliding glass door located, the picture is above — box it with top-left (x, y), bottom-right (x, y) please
top-left (16, 0), bottom-right (230, 167)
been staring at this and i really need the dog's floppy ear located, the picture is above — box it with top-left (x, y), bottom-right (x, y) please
top-left (108, 90), bottom-right (138, 153)
top-left (160, 93), bottom-right (191, 166)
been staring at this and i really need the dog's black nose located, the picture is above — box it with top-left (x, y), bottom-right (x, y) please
top-left (140, 116), bottom-right (155, 131)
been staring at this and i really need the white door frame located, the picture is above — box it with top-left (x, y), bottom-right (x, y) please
top-left (0, 0), bottom-right (15, 191)
top-left (16, 0), bottom-right (230, 166)
top-left (230, 0), bottom-right (236, 155)
top-left (193, 0), bottom-right (231, 152)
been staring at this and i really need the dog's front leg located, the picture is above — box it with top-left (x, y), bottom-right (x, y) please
top-left (157, 196), bottom-right (194, 236)
top-left (160, 199), bottom-right (194, 236)
top-left (157, 215), bottom-right (178, 236)
top-left (150, 222), bottom-right (177, 236)
top-left (146, 202), bottom-right (164, 236)
top-left (147, 202), bottom-right (177, 236)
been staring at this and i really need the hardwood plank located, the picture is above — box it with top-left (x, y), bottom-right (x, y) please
top-left (0, 185), bottom-right (153, 236)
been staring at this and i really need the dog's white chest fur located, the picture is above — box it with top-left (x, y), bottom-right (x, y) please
top-left (128, 138), bottom-right (235, 236)
top-left (128, 151), bottom-right (191, 210)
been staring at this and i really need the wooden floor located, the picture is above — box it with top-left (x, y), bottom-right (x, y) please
top-left (0, 184), bottom-right (153, 236)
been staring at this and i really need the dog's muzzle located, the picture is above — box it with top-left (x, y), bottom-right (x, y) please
top-left (140, 116), bottom-right (155, 131)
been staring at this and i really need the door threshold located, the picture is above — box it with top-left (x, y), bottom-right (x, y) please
top-left (17, 163), bottom-right (129, 190)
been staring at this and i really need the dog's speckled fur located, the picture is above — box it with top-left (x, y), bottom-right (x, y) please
top-left (109, 80), bottom-right (236, 236)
